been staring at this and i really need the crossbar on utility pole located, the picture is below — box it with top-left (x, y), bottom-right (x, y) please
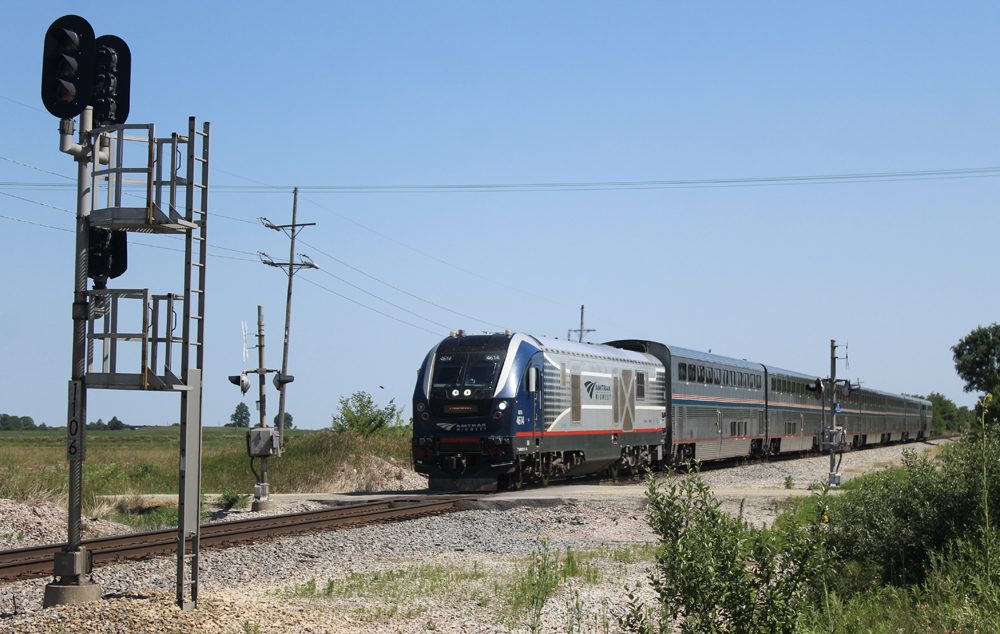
top-left (258, 187), bottom-right (317, 465)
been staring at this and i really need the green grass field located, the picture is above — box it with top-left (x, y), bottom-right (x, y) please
top-left (0, 426), bottom-right (413, 516)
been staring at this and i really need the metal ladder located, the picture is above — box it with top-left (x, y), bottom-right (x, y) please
top-left (86, 117), bottom-right (210, 610)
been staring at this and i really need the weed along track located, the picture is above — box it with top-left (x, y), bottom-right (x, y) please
top-left (0, 497), bottom-right (466, 581)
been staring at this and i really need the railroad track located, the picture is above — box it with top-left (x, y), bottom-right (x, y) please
top-left (0, 497), bottom-right (465, 581)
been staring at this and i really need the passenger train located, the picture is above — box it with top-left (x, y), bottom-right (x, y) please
top-left (411, 330), bottom-right (932, 491)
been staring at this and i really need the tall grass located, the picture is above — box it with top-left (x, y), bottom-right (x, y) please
top-left (0, 426), bottom-right (412, 518)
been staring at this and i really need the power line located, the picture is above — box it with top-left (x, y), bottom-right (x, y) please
top-left (299, 276), bottom-right (442, 336)
top-left (0, 156), bottom-right (75, 180)
top-left (0, 94), bottom-right (46, 114)
top-left (0, 214), bottom-right (73, 232)
top-left (0, 210), bottom-right (258, 262)
top-left (198, 166), bottom-right (1000, 194)
top-left (296, 194), bottom-right (570, 309)
top-left (5, 166), bottom-right (1000, 195)
top-left (313, 267), bottom-right (453, 331)
top-left (0, 190), bottom-right (73, 214)
top-left (298, 238), bottom-right (506, 329)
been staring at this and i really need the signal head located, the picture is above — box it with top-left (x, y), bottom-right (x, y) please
top-left (229, 372), bottom-right (251, 395)
top-left (92, 34), bottom-right (130, 126)
top-left (41, 15), bottom-right (96, 119)
top-left (272, 373), bottom-right (295, 390)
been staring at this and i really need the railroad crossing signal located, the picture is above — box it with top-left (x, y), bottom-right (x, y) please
top-left (40, 16), bottom-right (131, 125)
top-left (807, 378), bottom-right (824, 399)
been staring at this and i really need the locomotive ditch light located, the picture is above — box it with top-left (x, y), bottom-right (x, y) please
top-left (229, 372), bottom-right (250, 395)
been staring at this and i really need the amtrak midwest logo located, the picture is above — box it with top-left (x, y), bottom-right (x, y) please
top-left (584, 380), bottom-right (612, 400)
top-left (436, 421), bottom-right (487, 432)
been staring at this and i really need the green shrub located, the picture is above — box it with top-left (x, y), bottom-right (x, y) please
top-left (331, 391), bottom-right (405, 437)
top-left (219, 486), bottom-right (249, 510)
top-left (827, 397), bottom-right (1000, 588)
top-left (641, 468), bottom-right (830, 634)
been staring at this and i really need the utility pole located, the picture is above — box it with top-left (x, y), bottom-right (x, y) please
top-left (567, 305), bottom-right (595, 342)
top-left (259, 187), bottom-right (318, 455)
top-left (230, 189), bottom-right (317, 510)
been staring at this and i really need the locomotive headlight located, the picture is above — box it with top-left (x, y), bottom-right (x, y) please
top-left (451, 389), bottom-right (459, 397)
top-left (463, 388), bottom-right (472, 396)
top-left (416, 402), bottom-right (426, 412)
top-left (497, 401), bottom-right (508, 411)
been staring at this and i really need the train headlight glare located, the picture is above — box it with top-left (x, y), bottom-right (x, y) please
top-left (451, 389), bottom-right (459, 396)
top-left (463, 388), bottom-right (472, 396)
top-left (498, 401), bottom-right (507, 411)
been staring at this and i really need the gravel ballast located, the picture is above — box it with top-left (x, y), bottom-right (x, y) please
top-left (0, 439), bottom-right (949, 633)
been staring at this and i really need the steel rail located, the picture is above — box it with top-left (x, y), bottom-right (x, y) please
top-left (0, 498), bottom-right (459, 581)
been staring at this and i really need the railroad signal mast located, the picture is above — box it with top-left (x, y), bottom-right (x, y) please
top-left (816, 339), bottom-right (860, 487)
top-left (40, 15), bottom-right (210, 611)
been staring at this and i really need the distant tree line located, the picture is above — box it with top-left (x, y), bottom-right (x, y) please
top-left (87, 416), bottom-right (127, 430)
top-left (906, 392), bottom-right (974, 435)
top-left (0, 414), bottom-right (46, 430)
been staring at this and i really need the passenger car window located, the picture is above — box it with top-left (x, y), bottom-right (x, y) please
top-left (678, 364), bottom-right (687, 381)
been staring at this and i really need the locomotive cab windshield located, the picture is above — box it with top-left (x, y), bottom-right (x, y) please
top-left (428, 334), bottom-right (510, 418)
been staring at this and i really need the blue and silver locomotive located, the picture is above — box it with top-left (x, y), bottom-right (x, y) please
top-left (411, 331), bottom-right (932, 491)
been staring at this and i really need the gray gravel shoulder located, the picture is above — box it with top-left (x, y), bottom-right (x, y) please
top-left (0, 438), bottom-right (951, 633)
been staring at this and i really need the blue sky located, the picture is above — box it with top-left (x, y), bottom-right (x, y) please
top-left (1, 2), bottom-right (997, 430)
